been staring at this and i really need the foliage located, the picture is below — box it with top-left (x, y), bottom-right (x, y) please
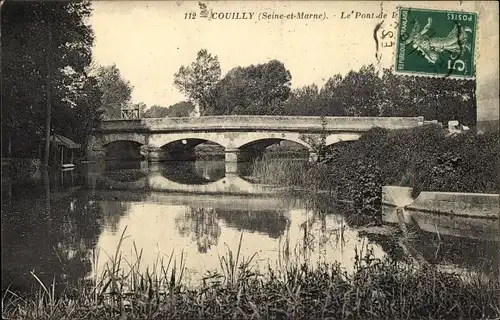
top-left (281, 64), bottom-right (476, 126)
top-left (142, 101), bottom-right (195, 118)
top-left (250, 127), bottom-right (498, 222)
top-left (209, 60), bottom-right (292, 115)
top-left (282, 84), bottom-right (320, 116)
top-left (142, 105), bottom-right (170, 118)
top-left (318, 126), bottom-right (499, 216)
top-left (95, 64), bottom-right (133, 120)
top-left (378, 69), bottom-right (476, 125)
top-left (51, 74), bottom-right (103, 148)
top-left (173, 49), bottom-right (221, 116)
top-left (169, 56), bottom-right (474, 124)
top-left (331, 64), bottom-right (382, 116)
top-left (167, 101), bottom-right (195, 117)
top-left (408, 129), bottom-right (499, 196)
top-left (1, 1), bottom-right (101, 156)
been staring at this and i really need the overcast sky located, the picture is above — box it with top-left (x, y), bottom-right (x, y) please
top-left (89, 1), bottom-right (479, 108)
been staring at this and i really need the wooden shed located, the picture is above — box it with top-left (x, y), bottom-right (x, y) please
top-left (41, 134), bottom-right (81, 169)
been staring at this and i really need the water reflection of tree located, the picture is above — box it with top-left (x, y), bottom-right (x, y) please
top-left (174, 207), bottom-right (291, 253)
top-left (295, 211), bottom-right (349, 262)
top-left (99, 200), bottom-right (130, 233)
top-left (174, 207), bottom-right (221, 253)
top-left (103, 169), bottom-right (147, 183)
top-left (413, 230), bottom-right (500, 277)
top-left (215, 209), bottom-right (288, 239)
top-left (2, 185), bottom-right (106, 294)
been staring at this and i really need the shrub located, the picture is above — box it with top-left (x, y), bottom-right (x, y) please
top-left (313, 125), bottom-right (499, 219)
top-left (248, 126), bottom-right (498, 222)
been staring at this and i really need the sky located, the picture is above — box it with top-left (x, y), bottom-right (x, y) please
top-left (89, 1), bottom-right (487, 111)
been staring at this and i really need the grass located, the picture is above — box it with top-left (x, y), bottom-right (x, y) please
top-left (250, 155), bottom-right (312, 188)
top-left (2, 229), bottom-right (499, 320)
top-left (249, 155), bottom-right (345, 199)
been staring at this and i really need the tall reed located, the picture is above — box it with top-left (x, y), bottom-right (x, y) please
top-left (3, 229), bottom-right (499, 320)
top-left (250, 155), bottom-right (311, 187)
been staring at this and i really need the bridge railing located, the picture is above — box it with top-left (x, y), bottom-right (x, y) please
top-left (98, 115), bottom-right (425, 132)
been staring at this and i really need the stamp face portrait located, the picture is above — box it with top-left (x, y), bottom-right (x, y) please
top-left (395, 7), bottom-right (477, 78)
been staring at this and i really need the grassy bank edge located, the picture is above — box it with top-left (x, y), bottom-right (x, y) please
top-left (2, 230), bottom-right (499, 320)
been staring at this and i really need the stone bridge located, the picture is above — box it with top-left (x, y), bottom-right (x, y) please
top-left (89, 115), bottom-right (427, 168)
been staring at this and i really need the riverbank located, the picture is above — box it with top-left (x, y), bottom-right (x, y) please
top-left (2, 235), bottom-right (499, 320)
top-left (250, 125), bottom-right (499, 220)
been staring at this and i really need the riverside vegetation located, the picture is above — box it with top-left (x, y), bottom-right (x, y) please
top-left (2, 231), bottom-right (499, 320)
top-left (252, 125), bottom-right (499, 222)
top-left (2, 126), bottom-right (499, 320)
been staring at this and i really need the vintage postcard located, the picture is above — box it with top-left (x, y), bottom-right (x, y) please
top-left (1, 1), bottom-right (499, 319)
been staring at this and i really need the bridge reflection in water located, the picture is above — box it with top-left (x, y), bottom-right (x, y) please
top-left (88, 160), bottom-right (277, 195)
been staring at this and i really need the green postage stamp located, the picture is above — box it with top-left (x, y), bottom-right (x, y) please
top-left (395, 7), bottom-right (477, 78)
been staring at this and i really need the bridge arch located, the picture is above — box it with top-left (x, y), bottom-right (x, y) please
top-left (148, 132), bottom-right (313, 151)
top-left (102, 140), bottom-right (145, 160)
top-left (101, 133), bottom-right (147, 146)
top-left (148, 132), bottom-right (230, 149)
top-left (232, 132), bottom-right (312, 150)
top-left (156, 138), bottom-right (225, 150)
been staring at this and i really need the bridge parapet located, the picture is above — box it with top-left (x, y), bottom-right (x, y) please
top-left (98, 116), bottom-right (425, 132)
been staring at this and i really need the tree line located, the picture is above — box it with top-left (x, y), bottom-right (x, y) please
top-left (91, 48), bottom-right (477, 126)
top-left (92, 64), bottom-right (195, 119)
top-left (0, 1), bottom-right (192, 158)
top-left (1, 1), bottom-right (476, 159)
top-left (2, 1), bottom-right (100, 158)
top-left (174, 50), bottom-right (476, 125)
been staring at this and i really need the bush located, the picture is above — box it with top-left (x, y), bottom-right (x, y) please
top-left (248, 126), bottom-right (498, 222)
top-left (315, 125), bottom-right (499, 219)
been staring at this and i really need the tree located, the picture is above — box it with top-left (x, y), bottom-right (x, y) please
top-left (54, 75), bottom-right (103, 146)
top-left (283, 84), bottom-right (320, 116)
top-left (96, 64), bottom-right (133, 119)
top-left (142, 105), bottom-right (170, 118)
top-left (210, 60), bottom-right (292, 115)
top-left (376, 68), bottom-right (476, 125)
top-left (1, 1), bottom-right (97, 158)
top-left (167, 101), bottom-right (195, 117)
top-left (142, 101), bottom-right (195, 118)
top-left (316, 74), bottom-right (344, 116)
top-left (173, 49), bottom-right (221, 116)
top-left (330, 64), bottom-right (382, 116)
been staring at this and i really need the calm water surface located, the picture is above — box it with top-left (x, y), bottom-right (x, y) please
top-left (2, 160), bottom-right (499, 291)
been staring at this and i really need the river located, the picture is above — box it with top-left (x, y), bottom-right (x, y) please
top-left (1, 159), bottom-right (499, 292)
